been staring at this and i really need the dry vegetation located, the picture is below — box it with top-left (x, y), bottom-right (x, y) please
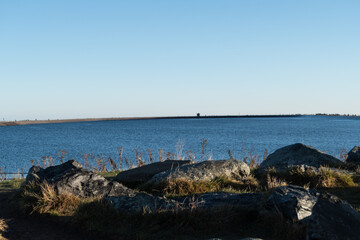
top-left (2, 142), bottom-right (360, 239)
top-left (12, 181), bottom-right (305, 240)
top-left (9, 163), bottom-right (360, 240)
top-left (0, 219), bottom-right (7, 240)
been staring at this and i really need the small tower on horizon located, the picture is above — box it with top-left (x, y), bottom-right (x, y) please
top-left (197, 113), bottom-right (200, 117)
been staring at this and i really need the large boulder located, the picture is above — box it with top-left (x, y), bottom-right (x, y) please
top-left (177, 192), bottom-right (264, 210)
top-left (26, 160), bottom-right (134, 198)
top-left (107, 192), bottom-right (263, 214)
top-left (146, 159), bottom-right (250, 185)
top-left (266, 185), bottom-right (360, 240)
top-left (259, 143), bottom-right (344, 173)
top-left (115, 160), bottom-right (192, 186)
top-left (346, 146), bottom-right (360, 165)
top-left (106, 193), bottom-right (180, 213)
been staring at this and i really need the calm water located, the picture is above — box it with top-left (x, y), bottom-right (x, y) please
top-left (1, 115), bottom-right (360, 173)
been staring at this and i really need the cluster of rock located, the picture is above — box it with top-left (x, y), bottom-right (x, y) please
top-left (266, 185), bottom-right (360, 240)
top-left (26, 160), bottom-right (134, 198)
top-left (25, 142), bottom-right (360, 240)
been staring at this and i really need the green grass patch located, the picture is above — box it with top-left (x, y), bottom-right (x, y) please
top-left (0, 179), bottom-right (25, 191)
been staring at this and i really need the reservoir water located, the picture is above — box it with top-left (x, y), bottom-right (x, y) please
top-left (1, 115), bottom-right (360, 174)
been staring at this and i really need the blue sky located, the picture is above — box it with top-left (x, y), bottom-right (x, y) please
top-left (1, 0), bottom-right (360, 120)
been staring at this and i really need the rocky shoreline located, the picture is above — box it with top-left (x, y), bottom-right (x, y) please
top-left (8, 143), bottom-right (360, 239)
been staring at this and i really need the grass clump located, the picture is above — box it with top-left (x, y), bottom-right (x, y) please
top-left (259, 166), bottom-right (357, 189)
top-left (143, 175), bottom-right (260, 197)
top-left (17, 182), bottom-right (82, 216)
top-left (0, 219), bottom-right (7, 240)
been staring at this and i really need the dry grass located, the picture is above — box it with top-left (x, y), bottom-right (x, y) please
top-left (259, 166), bottom-right (357, 189)
top-left (13, 175), bottom-right (308, 239)
top-left (18, 182), bottom-right (82, 216)
top-left (144, 175), bottom-right (260, 197)
top-left (0, 219), bottom-right (8, 240)
top-left (265, 174), bottom-right (288, 189)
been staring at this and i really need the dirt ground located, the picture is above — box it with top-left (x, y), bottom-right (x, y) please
top-left (0, 191), bottom-right (94, 240)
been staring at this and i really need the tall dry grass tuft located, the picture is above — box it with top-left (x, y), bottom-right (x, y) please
top-left (19, 182), bottom-right (81, 216)
top-left (147, 149), bottom-right (154, 163)
top-left (0, 167), bottom-right (7, 181)
top-left (134, 148), bottom-right (145, 167)
top-left (266, 174), bottom-right (287, 189)
top-left (186, 150), bottom-right (196, 162)
top-left (175, 140), bottom-right (185, 160)
top-left (0, 219), bottom-right (7, 232)
top-left (58, 150), bottom-right (67, 164)
top-left (117, 147), bottom-right (124, 170)
top-left (200, 138), bottom-right (208, 161)
top-left (108, 157), bottom-right (117, 171)
top-left (0, 218), bottom-right (8, 240)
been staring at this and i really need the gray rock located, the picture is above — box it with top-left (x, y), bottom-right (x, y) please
top-left (115, 160), bottom-right (192, 186)
top-left (259, 143), bottom-right (344, 173)
top-left (26, 160), bottom-right (134, 198)
top-left (266, 185), bottom-right (318, 221)
top-left (107, 191), bottom-right (263, 214)
top-left (346, 146), bottom-right (360, 164)
top-left (106, 193), bottom-right (180, 213)
top-left (178, 192), bottom-right (264, 210)
top-left (266, 185), bottom-right (360, 240)
top-left (146, 159), bottom-right (250, 185)
top-left (26, 165), bottom-right (45, 183)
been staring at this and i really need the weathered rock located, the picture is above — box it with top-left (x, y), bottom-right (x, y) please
top-left (259, 143), bottom-right (344, 173)
top-left (107, 191), bottom-right (263, 214)
top-left (265, 185), bottom-right (318, 221)
top-left (106, 193), bottom-right (180, 213)
top-left (266, 185), bottom-right (360, 240)
top-left (346, 146), bottom-right (360, 164)
top-left (177, 192), bottom-right (264, 210)
top-left (115, 160), bottom-right (192, 186)
top-left (146, 159), bottom-right (250, 185)
top-left (26, 160), bottom-right (134, 198)
top-left (26, 165), bottom-right (45, 183)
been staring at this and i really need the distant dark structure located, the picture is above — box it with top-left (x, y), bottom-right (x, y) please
top-left (197, 113), bottom-right (200, 117)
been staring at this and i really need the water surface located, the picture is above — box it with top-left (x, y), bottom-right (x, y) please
top-left (1, 115), bottom-right (359, 173)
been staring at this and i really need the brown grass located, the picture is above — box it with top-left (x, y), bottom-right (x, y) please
top-left (0, 219), bottom-right (8, 240)
top-left (18, 182), bottom-right (82, 216)
top-left (144, 175), bottom-right (260, 197)
top-left (259, 166), bottom-right (357, 189)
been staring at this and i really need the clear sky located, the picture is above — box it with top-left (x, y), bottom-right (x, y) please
top-left (1, 0), bottom-right (360, 120)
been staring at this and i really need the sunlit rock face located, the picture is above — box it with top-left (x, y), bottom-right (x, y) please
top-left (259, 143), bottom-right (344, 173)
